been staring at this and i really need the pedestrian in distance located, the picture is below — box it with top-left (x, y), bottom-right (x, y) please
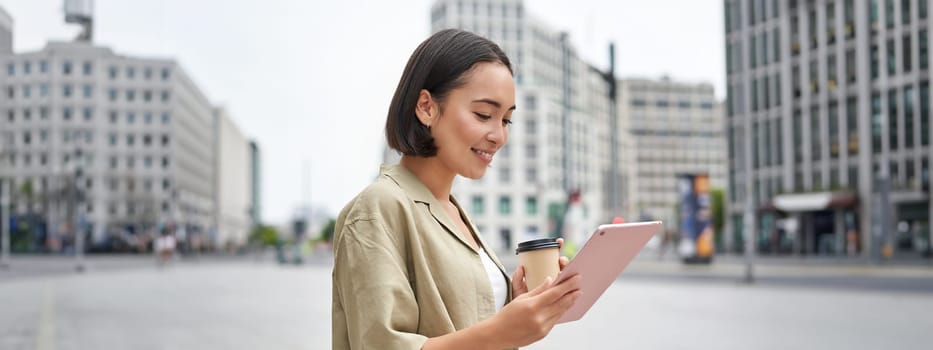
top-left (331, 29), bottom-right (581, 350)
top-left (155, 228), bottom-right (176, 268)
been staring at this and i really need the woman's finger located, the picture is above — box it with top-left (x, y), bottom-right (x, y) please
top-left (511, 265), bottom-right (528, 296)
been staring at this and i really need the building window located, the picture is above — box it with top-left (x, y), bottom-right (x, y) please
top-left (904, 85), bottom-right (914, 148)
top-left (902, 0), bottom-right (911, 24)
top-left (845, 49), bottom-right (856, 83)
top-left (921, 82), bottom-right (930, 146)
top-left (889, 89), bottom-right (899, 150)
top-left (82, 61), bottom-right (92, 75)
top-left (39, 60), bottom-right (48, 73)
top-left (471, 195), bottom-right (484, 215)
top-left (127, 135), bottom-right (135, 147)
top-left (161, 135), bottom-right (169, 146)
top-left (23, 62), bottom-right (31, 74)
top-left (499, 167), bottom-right (511, 183)
top-left (161, 68), bottom-right (170, 80)
top-left (829, 102), bottom-right (840, 158)
top-left (126, 90), bottom-right (135, 102)
top-left (143, 134), bottom-right (152, 146)
top-left (847, 97), bottom-right (858, 155)
top-left (63, 61), bottom-right (72, 75)
top-left (127, 112), bottom-right (135, 124)
top-left (794, 109), bottom-right (803, 163)
top-left (887, 38), bottom-right (896, 76)
top-left (109, 89), bottom-right (117, 101)
top-left (83, 85), bottom-right (93, 99)
top-left (161, 112), bottom-right (170, 124)
top-left (144, 67), bottom-right (152, 80)
top-left (109, 66), bottom-right (118, 79)
top-left (161, 91), bottom-right (170, 102)
top-left (525, 168), bottom-right (537, 182)
top-left (525, 95), bottom-right (536, 110)
top-left (109, 133), bottom-right (117, 146)
top-left (110, 156), bottom-right (117, 169)
top-left (871, 44), bottom-right (880, 79)
top-left (525, 196), bottom-right (537, 215)
top-left (161, 157), bottom-right (169, 168)
top-left (885, 0), bottom-right (895, 28)
top-left (525, 144), bottom-right (537, 158)
top-left (127, 67), bottom-right (135, 79)
top-left (63, 84), bottom-right (72, 98)
top-left (868, 94), bottom-right (882, 154)
top-left (143, 90), bottom-right (152, 102)
top-left (63, 107), bottom-right (72, 121)
top-left (498, 196), bottom-right (512, 215)
top-left (903, 34), bottom-right (912, 73)
top-left (83, 108), bottom-right (92, 121)
top-left (921, 30), bottom-right (929, 70)
top-left (39, 84), bottom-right (49, 97)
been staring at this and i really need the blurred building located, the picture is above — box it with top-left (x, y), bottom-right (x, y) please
top-left (0, 6), bottom-right (11, 55)
top-left (0, 6), bottom-right (255, 252)
top-left (407, 0), bottom-right (620, 253)
top-left (213, 107), bottom-right (252, 250)
top-left (724, 0), bottom-right (932, 258)
top-left (618, 78), bottom-right (728, 228)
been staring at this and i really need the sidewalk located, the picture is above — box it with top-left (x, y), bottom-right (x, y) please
top-left (494, 248), bottom-right (933, 294)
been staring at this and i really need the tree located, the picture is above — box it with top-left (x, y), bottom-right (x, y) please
top-left (249, 225), bottom-right (280, 247)
top-left (319, 218), bottom-right (336, 243)
top-left (710, 188), bottom-right (726, 251)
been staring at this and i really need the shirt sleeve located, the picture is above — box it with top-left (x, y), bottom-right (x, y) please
top-left (333, 217), bottom-right (428, 350)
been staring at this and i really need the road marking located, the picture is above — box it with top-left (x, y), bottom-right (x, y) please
top-left (36, 281), bottom-right (56, 350)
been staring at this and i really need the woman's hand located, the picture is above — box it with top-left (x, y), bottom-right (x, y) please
top-left (512, 238), bottom-right (571, 298)
top-left (484, 274), bottom-right (582, 349)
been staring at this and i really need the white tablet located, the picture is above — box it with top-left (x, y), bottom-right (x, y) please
top-left (555, 221), bottom-right (662, 324)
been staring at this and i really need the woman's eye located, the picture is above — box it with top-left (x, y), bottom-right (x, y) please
top-left (474, 112), bottom-right (492, 120)
top-left (502, 119), bottom-right (513, 126)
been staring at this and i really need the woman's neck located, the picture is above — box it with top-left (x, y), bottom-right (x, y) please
top-left (399, 155), bottom-right (456, 204)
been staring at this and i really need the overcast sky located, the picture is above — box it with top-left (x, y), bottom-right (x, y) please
top-left (0, 0), bottom-right (724, 226)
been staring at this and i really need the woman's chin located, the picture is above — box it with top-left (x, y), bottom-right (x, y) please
top-left (461, 168), bottom-right (488, 180)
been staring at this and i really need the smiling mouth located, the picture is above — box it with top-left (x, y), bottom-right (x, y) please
top-left (471, 148), bottom-right (495, 162)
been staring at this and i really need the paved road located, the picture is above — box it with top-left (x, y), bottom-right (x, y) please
top-left (1, 255), bottom-right (931, 349)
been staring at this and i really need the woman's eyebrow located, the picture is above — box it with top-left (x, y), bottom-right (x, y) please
top-left (472, 98), bottom-right (517, 111)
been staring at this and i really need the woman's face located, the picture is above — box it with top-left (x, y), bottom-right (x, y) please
top-left (430, 62), bottom-right (515, 180)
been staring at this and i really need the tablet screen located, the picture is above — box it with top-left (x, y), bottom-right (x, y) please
top-left (555, 221), bottom-right (662, 323)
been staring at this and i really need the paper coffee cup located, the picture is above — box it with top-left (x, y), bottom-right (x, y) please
top-left (516, 238), bottom-right (560, 290)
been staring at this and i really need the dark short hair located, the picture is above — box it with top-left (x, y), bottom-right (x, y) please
top-left (386, 29), bottom-right (513, 157)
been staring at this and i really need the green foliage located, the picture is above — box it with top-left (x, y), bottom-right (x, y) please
top-left (319, 218), bottom-right (336, 242)
top-left (710, 188), bottom-right (726, 250)
top-left (250, 225), bottom-right (280, 247)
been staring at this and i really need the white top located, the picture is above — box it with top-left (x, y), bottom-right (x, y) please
top-left (479, 248), bottom-right (508, 311)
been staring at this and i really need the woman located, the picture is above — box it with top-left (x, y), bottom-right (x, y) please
top-left (332, 29), bottom-right (581, 349)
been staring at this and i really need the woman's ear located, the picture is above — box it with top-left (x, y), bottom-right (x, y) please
top-left (414, 89), bottom-right (438, 127)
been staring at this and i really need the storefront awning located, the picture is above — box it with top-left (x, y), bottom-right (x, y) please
top-left (769, 191), bottom-right (858, 212)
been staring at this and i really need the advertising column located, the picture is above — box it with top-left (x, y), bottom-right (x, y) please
top-left (678, 174), bottom-right (714, 263)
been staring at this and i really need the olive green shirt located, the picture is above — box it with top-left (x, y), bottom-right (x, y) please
top-left (332, 164), bottom-right (513, 350)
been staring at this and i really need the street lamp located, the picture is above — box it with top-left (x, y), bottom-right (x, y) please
top-left (71, 143), bottom-right (86, 272)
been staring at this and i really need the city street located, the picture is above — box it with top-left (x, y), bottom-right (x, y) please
top-left (0, 253), bottom-right (931, 349)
